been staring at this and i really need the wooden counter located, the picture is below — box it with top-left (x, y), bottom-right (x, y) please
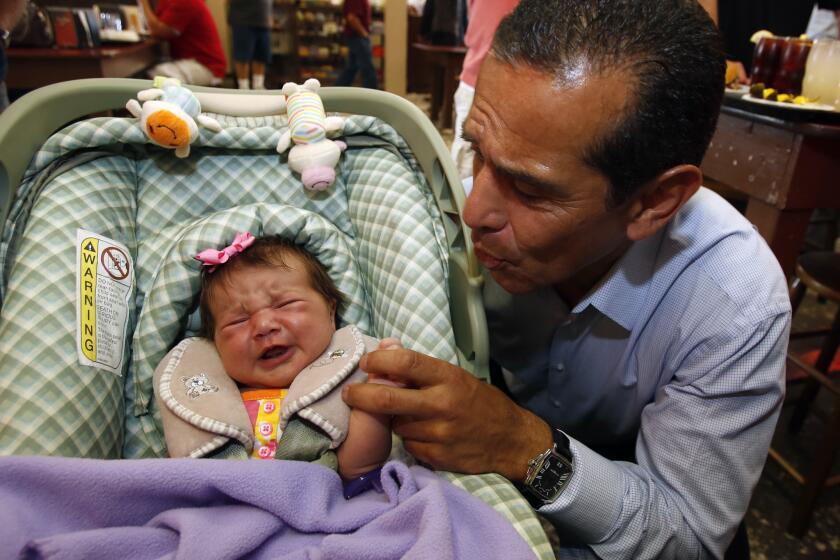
top-left (701, 95), bottom-right (840, 276)
top-left (6, 39), bottom-right (161, 90)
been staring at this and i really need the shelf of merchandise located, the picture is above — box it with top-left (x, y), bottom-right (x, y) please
top-left (269, 0), bottom-right (384, 87)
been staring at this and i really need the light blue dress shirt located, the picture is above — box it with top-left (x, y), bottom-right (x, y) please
top-left (484, 188), bottom-right (791, 559)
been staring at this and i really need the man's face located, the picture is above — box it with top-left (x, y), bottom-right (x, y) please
top-left (463, 56), bottom-right (639, 295)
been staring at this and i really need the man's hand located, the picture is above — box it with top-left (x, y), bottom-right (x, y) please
top-left (343, 348), bottom-right (553, 482)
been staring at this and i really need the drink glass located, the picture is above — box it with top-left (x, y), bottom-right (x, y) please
top-left (803, 39), bottom-right (840, 104)
top-left (750, 36), bottom-right (784, 87)
top-left (802, 40), bottom-right (830, 100)
top-left (833, 76), bottom-right (840, 110)
top-left (772, 38), bottom-right (813, 94)
top-left (829, 42), bottom-right (840, 108)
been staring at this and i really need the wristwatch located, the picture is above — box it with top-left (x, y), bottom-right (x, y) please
top-left (520, 428), bottom-right (574, 508)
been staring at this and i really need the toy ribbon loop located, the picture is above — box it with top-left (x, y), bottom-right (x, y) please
top-left (195, 232), bottom-right (255, 272)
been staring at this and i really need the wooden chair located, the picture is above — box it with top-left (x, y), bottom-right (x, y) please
top-left (768, 251), bottom-right (840, 537)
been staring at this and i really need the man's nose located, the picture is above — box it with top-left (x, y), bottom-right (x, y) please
top-left (462, 166), bottom-right (507, 233)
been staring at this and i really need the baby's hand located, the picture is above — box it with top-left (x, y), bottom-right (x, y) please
top-left (366, 337), bottom-right (403, 387)
top-left (377, 337), bottom-right (402, 351)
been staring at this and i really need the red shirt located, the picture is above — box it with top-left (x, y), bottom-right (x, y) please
top-left (343, 0), bottom-right (371, 37)
top-left (156, 0), bottom-right (227, 78)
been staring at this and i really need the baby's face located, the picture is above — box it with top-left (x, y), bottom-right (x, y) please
top-left (209, 256), bottom-right (336, 390)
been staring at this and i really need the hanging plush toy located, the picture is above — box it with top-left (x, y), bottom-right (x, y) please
top-left (276, 78), bottom-right (346, 191)
top-left (126, 77), bottom-right (222, 158)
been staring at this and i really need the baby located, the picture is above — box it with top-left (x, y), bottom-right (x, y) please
top-left (155, 232), bottom-right (397, 487)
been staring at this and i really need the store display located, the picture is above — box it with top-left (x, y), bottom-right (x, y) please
top-left (269, 0), bottom-right (384, 87)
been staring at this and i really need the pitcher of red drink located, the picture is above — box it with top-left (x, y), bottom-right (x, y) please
top-left (750, 36), bottom-right (784, 86)
top-left (773, 38), bottom-right (813, 94)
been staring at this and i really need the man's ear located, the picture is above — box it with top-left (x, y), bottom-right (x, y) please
top-left (626, 164), bottom-right (702, 242)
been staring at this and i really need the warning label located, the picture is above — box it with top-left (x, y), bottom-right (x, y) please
top-left (76, 229), bottom-right (134, 376)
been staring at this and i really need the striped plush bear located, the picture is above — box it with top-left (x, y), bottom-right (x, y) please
top-left (276, 79), bottom-right (347, 192)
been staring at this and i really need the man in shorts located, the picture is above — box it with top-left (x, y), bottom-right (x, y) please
top-left (228, 0), bottom-right (272, 89)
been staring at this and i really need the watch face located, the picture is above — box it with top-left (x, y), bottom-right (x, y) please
top-left (530, 454), bottom-right (573, 501)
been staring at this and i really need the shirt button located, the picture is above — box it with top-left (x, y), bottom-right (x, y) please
top-left (259, 422), bottom-right (273, 436)
top-left (258, 445), bottom-right (272, 458)
top-left (556, 363), bottom-right (565, 372)
top-left (263, 401), bottom-right (276, 414)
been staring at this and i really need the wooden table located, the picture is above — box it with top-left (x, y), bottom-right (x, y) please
top-left (701, 96), bottom-right (840, 276)
top-left (6, 40), bottom-right (161, 90)
top-left (411, 42), bottom-right (466, 129)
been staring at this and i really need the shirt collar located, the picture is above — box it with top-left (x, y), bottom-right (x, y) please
top-left (570, 228), bottom-right (665, 332)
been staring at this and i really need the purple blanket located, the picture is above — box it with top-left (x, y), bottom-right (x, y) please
top-left (0, 457), bottom-right (535, 560)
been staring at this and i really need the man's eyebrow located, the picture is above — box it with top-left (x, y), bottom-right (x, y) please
top-left (486, 157), bottom-right (560, 194)
top-left (461, 131), bottom-right (478, 145)
top-left (461, 131), bottom-right (560, 193)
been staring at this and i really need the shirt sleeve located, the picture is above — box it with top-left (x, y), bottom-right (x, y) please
top-left (156, 0), bottom-right (196, 34)
top-left (816, 1), bottom-right (840, 11)
top-left (540, 311), bottom-right (789, 559)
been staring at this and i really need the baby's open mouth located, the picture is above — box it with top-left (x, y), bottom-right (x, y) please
top-left (260, 346), bottom-right (290, 361)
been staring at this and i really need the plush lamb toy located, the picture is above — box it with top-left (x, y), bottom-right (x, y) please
top-left (126, 78), bottom-right (222, 158)
top-left (276, 78), bottom-right (346, 191)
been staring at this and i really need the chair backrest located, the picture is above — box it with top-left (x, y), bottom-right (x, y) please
top-left (0, 79), bottom-right (488, 378)
top-left (0, 81), bottom-right (488, 458)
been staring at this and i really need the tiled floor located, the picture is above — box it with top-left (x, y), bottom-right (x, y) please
top-left (405, 91), bottom-right (840, 558)
top-left (749, 292), bottom-right (839, 559)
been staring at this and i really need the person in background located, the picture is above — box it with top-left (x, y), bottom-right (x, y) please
top-left (139, 0), bottom-right (227, 86)
top-left (227, 0), bottom-right (272, 89)
top-left (806, 4), bottom-right (840, 39)
top-left (335, 0), bottom-right (377, 89)
top-left (449, 0), bottom-right (519, 179)
top-left (344, 1), bottom-right (790, 557)
top-left (699, 0), bottom-right (840, 82)
top-left (407, 0), bottom-right (426, 17)
top-left (0, 0), bottom-right (28, 113)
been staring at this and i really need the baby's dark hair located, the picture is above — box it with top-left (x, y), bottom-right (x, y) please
top-left (198, 235), bottom-right (346, 339)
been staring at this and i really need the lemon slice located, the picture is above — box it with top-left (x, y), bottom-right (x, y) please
top-left (750, 29), bottom-right (774, 43)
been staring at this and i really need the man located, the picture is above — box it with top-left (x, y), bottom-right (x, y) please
top-left (344, 1), bottom-right (790, 558)
top-left (227, 0), bottom-right (272, 89)
top-left (450, 0), bottom-right (519, 179)
top-left (139, 0), bottom-right (227, 86)
top-left (335, 0), bottom-right (377, 89)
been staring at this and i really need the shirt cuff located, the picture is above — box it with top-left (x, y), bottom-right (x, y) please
top-left (538, 435), bottom-right (625, 543)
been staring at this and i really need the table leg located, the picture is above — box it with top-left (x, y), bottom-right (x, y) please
top-left (745, 198), bottom-right (811, 277)
top-left (439, 59), bottom-right (458, 130)
top-left (429, 62), bottom-right (443, 125)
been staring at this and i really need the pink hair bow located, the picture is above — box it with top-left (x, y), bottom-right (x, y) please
top-left (195, 232), bottom-right (255, 272)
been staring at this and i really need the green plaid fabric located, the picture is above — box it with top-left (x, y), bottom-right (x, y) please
top-left (0, 155), bottom-right (137, 458)
top-left (128, 204), bottom-right (372, 457)
top-left (0, 114), bottom-right (456, 458)
top-left (0, 112), bottom-right (548, 553)
top-left (439, 471), bottom-right (553, 559)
